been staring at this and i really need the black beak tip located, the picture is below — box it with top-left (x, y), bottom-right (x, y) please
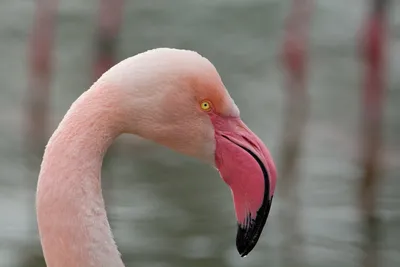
top-left (235, 196), bottom-right (274, 258)
top-left (238, 250), bottom-right (248, 258)
top-left (235, 224), bottom-right (259, 258)
top-left (236, 240), bottom-right (248, 257)
top-left (237, 243), bottom-right (251, 258)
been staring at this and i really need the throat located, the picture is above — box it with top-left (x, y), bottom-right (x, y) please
top-left (36, 88), bottom-right (125, 267)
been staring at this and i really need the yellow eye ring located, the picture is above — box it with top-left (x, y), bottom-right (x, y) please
top-left (200, 100), bottom-right (212, 112)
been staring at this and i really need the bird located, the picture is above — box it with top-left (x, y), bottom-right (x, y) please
top-left (36, 48), bottom-right (277, 267)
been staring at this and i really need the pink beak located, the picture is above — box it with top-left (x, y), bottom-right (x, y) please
top-left (210, 114), bottom-right (277, 257)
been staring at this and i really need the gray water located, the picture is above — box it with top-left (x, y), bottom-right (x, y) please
top-left (0, 0), bottom-right (399, 266)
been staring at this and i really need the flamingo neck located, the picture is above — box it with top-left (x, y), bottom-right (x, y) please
top-left (36, 86), bottom-right (125, 267)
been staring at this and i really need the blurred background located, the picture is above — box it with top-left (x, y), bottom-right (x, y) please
top-left (0, 0), bottom-right (399, 266)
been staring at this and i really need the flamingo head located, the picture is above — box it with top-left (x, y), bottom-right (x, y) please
top-left (103, 48), bottom-right (277, 257)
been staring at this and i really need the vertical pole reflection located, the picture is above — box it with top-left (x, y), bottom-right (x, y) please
top-left (358, 0), bottom-right (389, 266)
top-left (278, 0), bottom-right (314, 266)
top-left (25, 0), bottom-right (58, 157)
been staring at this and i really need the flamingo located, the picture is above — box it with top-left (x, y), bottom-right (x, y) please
top-left (36, 48), bottom-right (277, 267)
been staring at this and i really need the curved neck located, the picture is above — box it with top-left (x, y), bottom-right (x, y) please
top-left (36, 86), bottom-right (125, 267)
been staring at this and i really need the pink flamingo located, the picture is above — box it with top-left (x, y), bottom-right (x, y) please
top-left (36, 48), bottom-right (277, 266)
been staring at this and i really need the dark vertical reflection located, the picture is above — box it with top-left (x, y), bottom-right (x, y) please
top-left (277, 0), bottom-right (313, 266)
top-left (92, 0), bottom-right (124, 82)
top-left (357, 3), bottom-right (389, 267)
top-left (24, 0), bottom-right (57, 155)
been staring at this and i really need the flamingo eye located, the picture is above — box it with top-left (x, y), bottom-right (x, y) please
top-left (200, 100), bottom-right (212, 112)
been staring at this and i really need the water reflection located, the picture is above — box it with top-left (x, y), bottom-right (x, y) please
top-left (0, 0), bottom-right (399, 267)
top-left (360, 216), bottom-right (381, 267)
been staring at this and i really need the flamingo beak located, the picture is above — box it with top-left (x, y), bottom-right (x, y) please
top-left (212, 116), bottom-right (276, 257)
